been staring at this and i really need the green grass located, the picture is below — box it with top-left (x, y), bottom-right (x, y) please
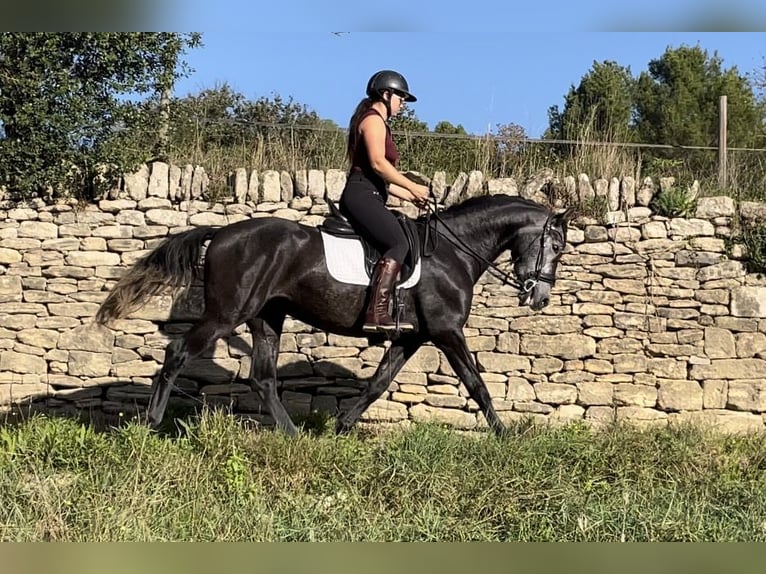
top-left (1, 410), bottom-right (766, 541)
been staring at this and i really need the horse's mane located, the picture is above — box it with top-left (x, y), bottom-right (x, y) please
top-left (418, 194), bottom-right (549, 222)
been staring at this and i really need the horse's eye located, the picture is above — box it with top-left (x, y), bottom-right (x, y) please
top-left (552, 244), bottom-right (561, 254)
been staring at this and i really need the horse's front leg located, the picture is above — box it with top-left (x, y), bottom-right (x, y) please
top-left (247, 315), bottom-right (298, 436)
top-left (335, 334), bottom-right (423, 434)
top-left (432, 329), bottom-right (505, 436)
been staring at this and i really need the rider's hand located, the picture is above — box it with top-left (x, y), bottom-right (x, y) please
top-left (410, 183), bottom-right (430, 209)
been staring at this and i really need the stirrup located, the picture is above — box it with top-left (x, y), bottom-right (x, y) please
top-left (381, 322), bottom-right (414, 332)
top-left (363, 319), bottom-right (414, 333)
top-left (362, 322), bottom-right (382, 333)
top-left (393, 289), bottom-right (413, 331)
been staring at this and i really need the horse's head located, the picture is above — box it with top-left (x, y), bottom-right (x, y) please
top-left (513, 206), bottom-right (575, 311)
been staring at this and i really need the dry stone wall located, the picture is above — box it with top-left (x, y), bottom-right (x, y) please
top-left (1, 162), bottom-right (766, 434)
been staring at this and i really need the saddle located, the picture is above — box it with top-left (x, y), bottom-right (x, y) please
top-left (319, 200), bottom-right (421, 285)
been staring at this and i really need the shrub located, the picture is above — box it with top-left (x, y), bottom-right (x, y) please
top-left (651, 187), bottom-right (698, 218)
top-left (741, 222), bottom-right (766, 275)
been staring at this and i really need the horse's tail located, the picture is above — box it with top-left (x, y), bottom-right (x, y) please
top-left (95, 226), bottom-right (218, 325)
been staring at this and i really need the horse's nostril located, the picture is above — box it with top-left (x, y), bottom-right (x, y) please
top-left (541, 298), bottom-right (550, 308)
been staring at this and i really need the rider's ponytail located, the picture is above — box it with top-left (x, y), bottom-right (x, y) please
top-left (346, 97), bottom-right (374, 163)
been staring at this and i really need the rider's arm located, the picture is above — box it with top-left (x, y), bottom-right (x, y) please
top-left (387, 182), bottom-right (418, 202)
top-left (360, 114), bottom-right (425, 202)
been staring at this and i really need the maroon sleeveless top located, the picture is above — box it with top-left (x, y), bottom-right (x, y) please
top-left (350, 108), bottom-right (398, 193)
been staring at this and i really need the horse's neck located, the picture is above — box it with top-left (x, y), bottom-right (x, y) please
top-left (482, 209), bottom-right (535, 254)
top-left (444, 205), bottom-right (533, 279)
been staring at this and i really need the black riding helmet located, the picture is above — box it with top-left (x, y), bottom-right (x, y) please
top-left (366, 70), bottom-right (417, 102)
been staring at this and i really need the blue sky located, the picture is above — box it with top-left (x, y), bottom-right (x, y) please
top-left (169, 4), bottom-right (766, 138)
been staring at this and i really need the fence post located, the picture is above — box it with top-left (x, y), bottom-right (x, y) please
top-left (719, 95), bottom-right (728, 190)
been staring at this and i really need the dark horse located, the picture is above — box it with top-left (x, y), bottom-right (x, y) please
top-left (95, 194), bottom-right (574, 436)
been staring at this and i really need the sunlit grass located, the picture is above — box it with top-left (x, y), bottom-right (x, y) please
top-left (2, 410), bottom-right (766, 541)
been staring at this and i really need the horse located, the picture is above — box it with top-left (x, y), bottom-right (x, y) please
top-left (94, 194), bottom-right (574, 436)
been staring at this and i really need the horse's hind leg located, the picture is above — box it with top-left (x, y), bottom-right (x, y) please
top-left (247, 315), bottom-right (299, 436)
top-left (146, 315), bottom-right (234, 428)
top-left (335, 334), bottom-right (423, 434)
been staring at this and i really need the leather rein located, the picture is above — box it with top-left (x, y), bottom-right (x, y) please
top-left (418, 195), bottom-right (556, 296)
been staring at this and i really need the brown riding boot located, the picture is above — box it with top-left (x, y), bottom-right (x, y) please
top-left (363, 257), bottom-right (414, 333)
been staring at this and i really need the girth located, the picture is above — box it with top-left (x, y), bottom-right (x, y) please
top-left (319, 200), bottom-right (421, 284)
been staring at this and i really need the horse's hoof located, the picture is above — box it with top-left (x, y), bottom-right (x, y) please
top-left (335, 420), bottom-right (352, 435)
top-left (146, 412), bottom-right (163, 429)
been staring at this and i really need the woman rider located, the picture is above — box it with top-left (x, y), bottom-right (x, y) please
top-left (339, 70), bottom-right (430, 333)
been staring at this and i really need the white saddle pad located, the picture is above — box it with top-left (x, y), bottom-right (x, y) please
top-left (320, 231), bottom-right (421, 288)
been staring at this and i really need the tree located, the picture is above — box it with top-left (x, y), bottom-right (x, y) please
top-left (389, 106), bottom-right (433, 173)
top-left (753, 56), bottom-right (766, 99)
top-left (546, 60), bottom-right (636, 142)
top-left (0, 32), bottom-right (201, 199)
top-left (392, 111), bottom-right (518, 177)
top-left (494, 122), bottom-right (529, 154)
top-left (153, 33), bottom-right (203, 161)
top-left (233, 92), bottom-right (343, 169)
top-left (492, 122), bottom-right (546, 176)
top-left (389, 105), bottom-right (429, 135)
top-left (160, 84), bottom-right (346, 172)
top-left (634, 45), bottom-right (763, 148)
top-left (431, 121), bottom-right (480, 173)
top-left (750, 57), bottom-right (766, 148)
top-left (165, 82), bottom-right (247, 154)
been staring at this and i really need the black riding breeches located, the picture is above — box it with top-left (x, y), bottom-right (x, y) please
top-left (339, 173), bottom-right (409, 264)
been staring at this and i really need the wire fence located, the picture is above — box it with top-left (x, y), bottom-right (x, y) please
top-left (149, 117), bottom-right (766, 203)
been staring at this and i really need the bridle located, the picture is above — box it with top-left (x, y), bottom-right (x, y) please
top-left (419, 196), bottom-right (558, 297)
top-left (514, 215), bottom-right (558, 295)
